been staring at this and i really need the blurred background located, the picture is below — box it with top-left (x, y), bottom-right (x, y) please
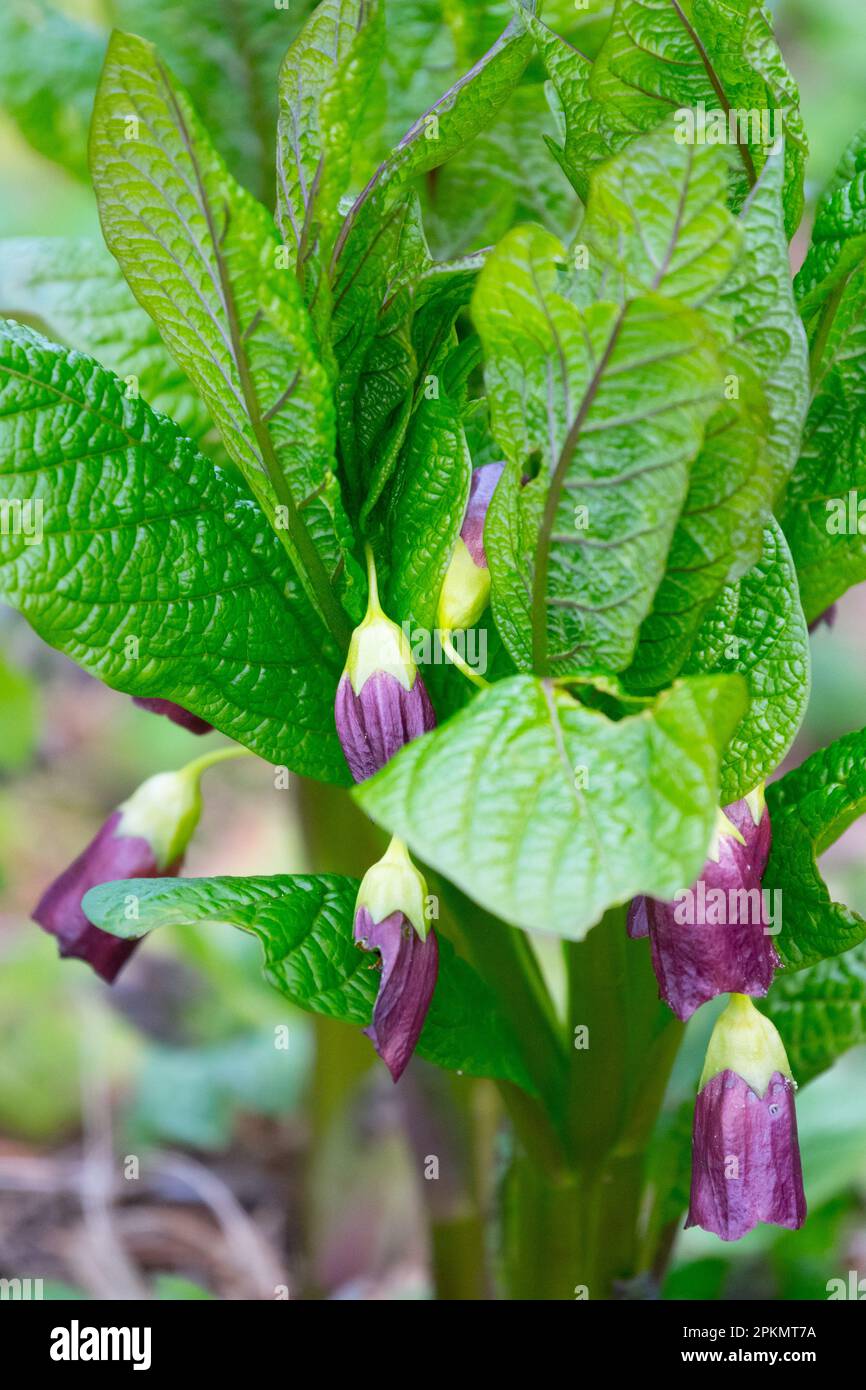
top-left (1, 0), bottom-right (866, 1301)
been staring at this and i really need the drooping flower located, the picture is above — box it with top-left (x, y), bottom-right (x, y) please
top-left (132, 697), bottom-right (213, 735)
top-left (686, 993), bottom-right (806, 1241)
top-left (33, 764), bottom-right (204, 982)
top-left (335, 547), bottom-right (435, 782)
top-left (353, 836), bottom-right (438, 1082)
top-left (437, 462), bottom-right (504, 633)
top-left (626, 790), bottom-right (778, 1020)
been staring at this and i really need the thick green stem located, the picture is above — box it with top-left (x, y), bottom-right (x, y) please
top-left (501, 906), bottom-right (683, 1299)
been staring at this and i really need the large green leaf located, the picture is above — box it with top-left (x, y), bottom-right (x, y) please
top-left (114, 0), bottom-right (317, 205)
top-left (585, 0), bottom-right (807, 237)
top-left (0, 322), bottom-right (347, 781)
top-left (626, 146), bottom-right (805, 688)
top-left (82, 873), bottom-right (535, 1092)
top-left (276, 0), bottom-right (383, 323)
top-left (354, 672), bottom-right (747, 939)
top-left (765, 727), bottom-right (866, 972)
top-left (0, 1), bottom-right (104, 181)
top-left (762, 944), bottom-right (866, 1086)
top-left (473, 224), bottom-right (722, 673)
top-left (682, 521), bottom-right (810, 803)
top-left (89, 30), bottom-right (361, 639)
top-left (0, 237), bottom-right (212, 442)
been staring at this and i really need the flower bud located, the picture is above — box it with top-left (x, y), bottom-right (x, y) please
top-left (132, 697), bottom-right (213, 735)
top-left (436, 462), bottom-right (504, 632)
top-left (33, 765), bottom-right (203, 983)
top-left (626, 791), bottom-right (778, 1019)
top-left (353, 837), bottom-right (438, 1081)
top-left (335, 550), bottom-right (435, 783)
top-left (686, 994), bottom-right (805, 1241)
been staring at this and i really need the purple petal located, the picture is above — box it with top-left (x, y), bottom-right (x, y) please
top-left (627, 897), bottom-right (649, 938)
top-left (637, 804), bottom-right (778, 1019)
top-left (32, 811), bottom-right (176, 983)
top-left (460, 462), bottom-right (505, 568)
top-left (686, 1070), bottom-right (806, 1241)
top-left (354, 907), bottom-right (439, 1082)
top-left (132, 697), bottom-right (213, 735)
top-left (723, 797), bottom-right (772, 878)
top-left (335, 670), bottom-right (436, 783)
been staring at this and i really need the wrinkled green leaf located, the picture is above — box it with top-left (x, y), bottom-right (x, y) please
top-left (586, 0), bottom-right (807, 236)
top-left (355, 672), bottom-right (747, 938)
top-left (0, 237), bottom-right (212, 441)
top-left (82, 873), bottom-right (536, 1092)
top-left (682, 521), bottom-right (810, 803)
top-left (89, 30), bottom-right (361, 634)
top-left (765, 727), bottom-right (866, 972)
top-left (473, 223), bottom-right (722, 673)
top-left (783, 129), bottom-right (866, 622)
top-left (276, 0), bottom-right (383, 322)
top-left (0, 322), bottom-right (347, 781)
top-left (762, 944), bottom-right (866, 1086)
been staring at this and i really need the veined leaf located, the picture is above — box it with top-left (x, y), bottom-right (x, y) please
top-left (682, 521), bottom-right (810, 803)
top-left (765, 727), bottom-right (866, 972)
top-left (588, 0), bottom-right (807, 237)
top-left (781, 279), bottom-right (866, 622)
top-left (529, 14), bottom-right (644, 204)
top-left (276, 0), bottom-right (384, 322)
top-left (381, 347), bottom-right (473, 632)
top-left (577, 126), bottom-right (740, 315)
top-left (0, 323), bottom-right (347, 782)
top-left (721, 145), bottom-right (809, 495)
top-left (0, 237), bottom-right (212, 442)
top-left (626, 145), bottom-right (804, 688)
top-left (89, 30), bottom-right (360, 642)
top-left (82, 873), bottom-right (535, 1092)
top-left (114, 0), bottom-right (316, 206)
top-left (782, 130), bottom-right (866, 621)
top-left (0, 1), bottom-right (104, 182)
top-left (354, 672), bottom-right (747, 939)
top-left (473, 224), bottom-right (722, 674)
top-left (762, 944), bottom-right (866, 1086)
top-left (795, 124), bottom-right (866, 326)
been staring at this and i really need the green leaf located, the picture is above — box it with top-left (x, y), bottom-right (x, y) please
top-left (762, 944), bottom-right (866, 1086)
top-left (0, 1), bottom-right (104, 181)
top-left (682, 521), bottom-right (810, 803)
top-left (625, 145), bottom-right (805, 688)
top-left (89, 30), bottom-right (360, 642)
top-left (380, 353), bottom-right (473, 632)
top-left (276, 0), bottom-right (384, 320)
top-left (585, 0), bottom-right (807, 237)
top-left (764, 727), bottom-right (866, 972)
top-left (795, 124), bottom-right (866, 327)
top-left (0, 237), bottom-right (212, 442)
top-left (782, 131), bottom-right (866, 623)
top-left (722, 145), bottom-right (809, 495)
top-left (354, 672), bottom-right (747, 939)
top-left (82, 873), bottom-right (536, 1092)
top-left (0, 322), bottom-right (347, 782)
top-left (473, 224), bottom-right (722, 673)
top-left (114, 0), bottom-right (316, 206)
top-left (528, 13), bottom-right (634, 204)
